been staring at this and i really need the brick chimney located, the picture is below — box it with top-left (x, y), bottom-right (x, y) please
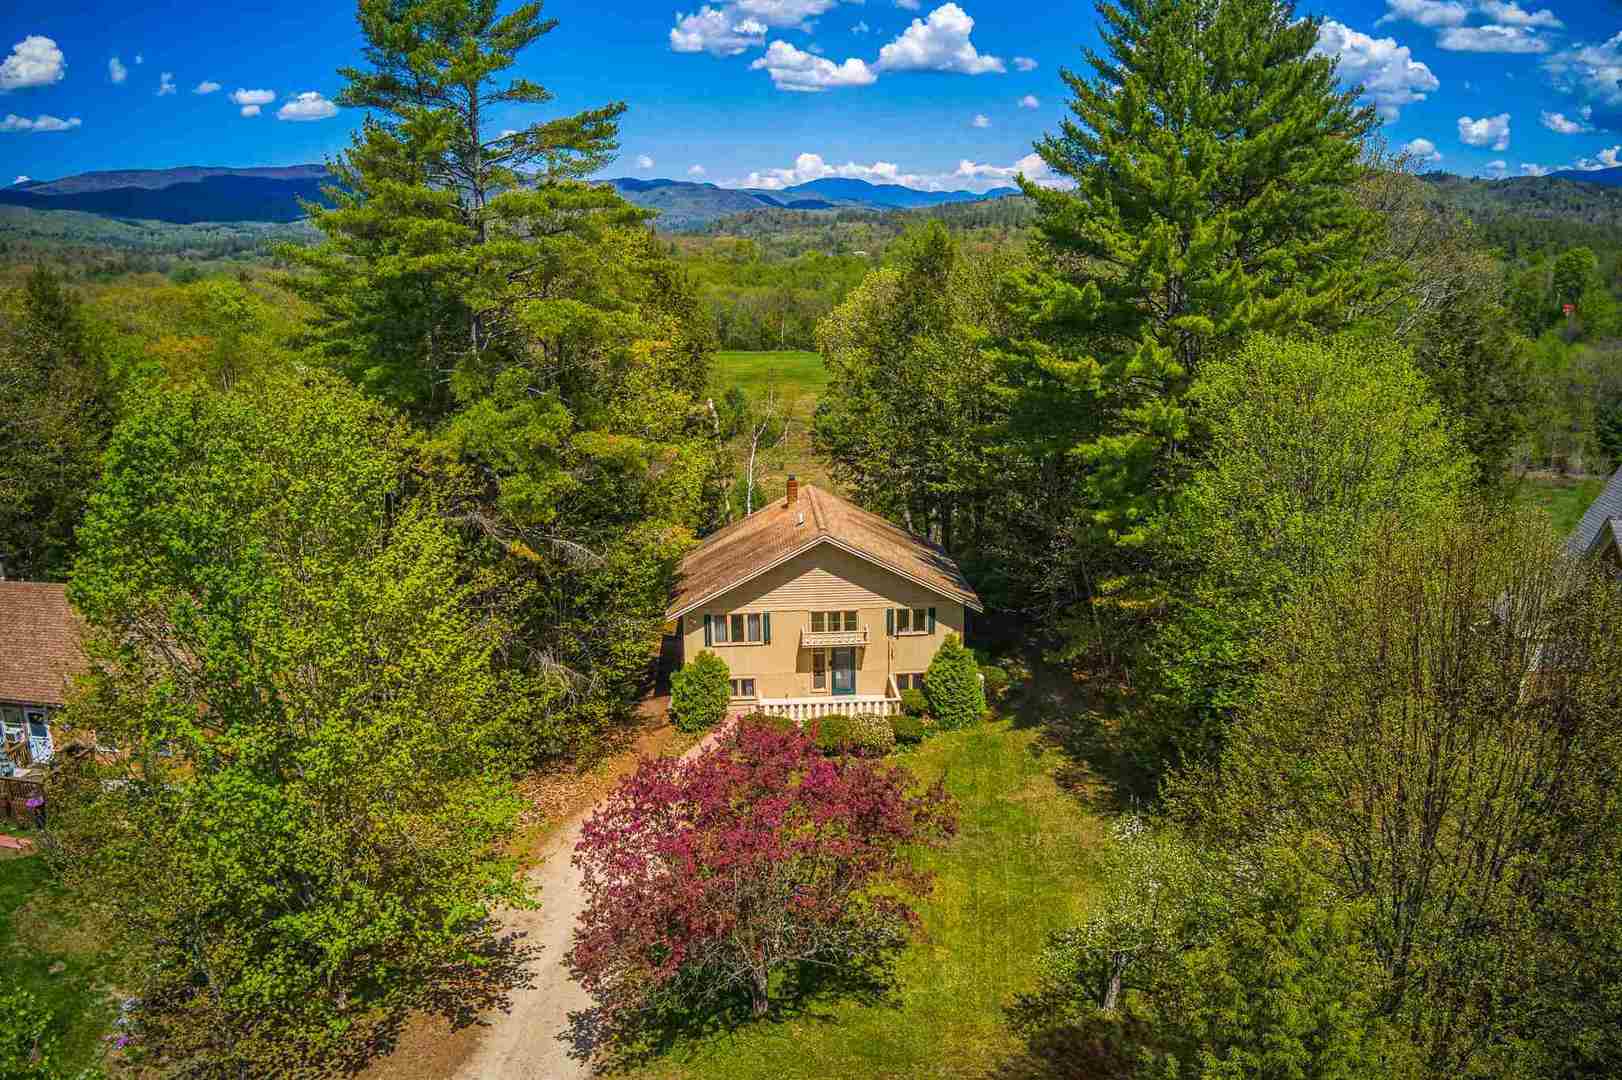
top-left (786, 475), bottom-right (800, 505)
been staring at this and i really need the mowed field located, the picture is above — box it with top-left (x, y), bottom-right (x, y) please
top-left (1515, 472), bottom-right (1607, 536)
top-left (708, 350), bottom-right (838, 501)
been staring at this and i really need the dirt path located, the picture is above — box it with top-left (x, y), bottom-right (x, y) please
top-left (454, 718), bottom-right (731, 1079)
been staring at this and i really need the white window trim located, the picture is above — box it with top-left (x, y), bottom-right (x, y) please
top-left (711, 612), bottom-right (768, 646)
top-left (729, 677), bottom-right (759, 700)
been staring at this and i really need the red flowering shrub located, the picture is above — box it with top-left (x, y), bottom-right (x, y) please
top-left (569, 718), bottom-right (956, 1023)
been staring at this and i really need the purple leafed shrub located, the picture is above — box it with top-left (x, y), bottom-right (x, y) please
top-left (569, 718), bottom-right (956, 1023)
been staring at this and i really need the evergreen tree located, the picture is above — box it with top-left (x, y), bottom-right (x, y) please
top-left (1003, 0), bottom-right (1375, 560)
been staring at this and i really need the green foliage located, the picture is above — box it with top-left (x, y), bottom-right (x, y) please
top-left (670, 651), bottom-right (731, 732)
top-left (900, 687), bottom-right (929, 717)
top-left (846, 712), bottom-right (897, 756)
top-left (739, 709), bottom-right (798, 737)
top-left (813, 713), bottom-right (854, 754)
top-left (978, 665), bottom-right (1009, 702)
top-left (1135, 333), bottom-right (1466, 778)
top-left (1177, 506), bottom-right (1622, 1076)
top-left (0, 987), bottom-right (100, 1080)
top-left (0, 267), bottom-right (111, 580)
top-left (890, 713), bottom-right (929, 745)
top-left (54, 369), bottom-right (525, 1073)
top-left (925, 634), bottom-right (986, 731)
top-left (1002, 0), bottom-right (1374, 562)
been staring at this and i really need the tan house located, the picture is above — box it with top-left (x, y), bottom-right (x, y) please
top-left (0, 581), bottom-right (87, 776)
top-left (665, 478), bottom-right (983, 721)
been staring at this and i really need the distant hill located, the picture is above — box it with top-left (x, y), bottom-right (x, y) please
top-left (1547, 166), bottom-right (1622, 186)
top-left (1, 165), bottom-right (332, 224)
top-left (605, 176), bottom-right (1018, 230)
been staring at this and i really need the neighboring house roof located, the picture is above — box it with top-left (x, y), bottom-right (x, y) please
top-left (1565, 467), bottom-right (1622, 558)
top-left (667, 483), bottom-right (984, 620)
top-left (0, 582), bottom-right (87, 706)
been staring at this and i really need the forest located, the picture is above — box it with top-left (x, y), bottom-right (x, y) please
top-left (5, 0), bottom-right (1622, 1077)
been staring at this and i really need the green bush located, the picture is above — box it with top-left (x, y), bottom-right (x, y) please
top-left (890, 713), bottom-right (931, 745)
top-left (848, 713), bottom-right (897, 756)
top-left (813, 714), bottom-right (855, 753)
top-left (980, 665), bottom-right (1010, 702)
top-left (670, 650), bottom-right (731, 732)
top-left (901, 687), bottom-right (928, 717)
top-left (925, 633), bottom-right (986, 730)
top-left (740, 710), bottom-right (798, 737)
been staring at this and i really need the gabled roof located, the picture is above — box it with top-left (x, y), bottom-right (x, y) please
top-left (1566, 467), bottom-right (1622, 558)
top-left (667, 484), bottom-right (984, 619)
top-left (0, 582), bottom-right (86, 707)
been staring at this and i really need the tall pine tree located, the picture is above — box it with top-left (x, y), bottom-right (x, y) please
top-left (1005, 0), bottom-right (1375, 554)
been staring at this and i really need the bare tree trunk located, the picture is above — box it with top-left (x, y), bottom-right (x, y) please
top-left (1102, 952), bottom-right (1127, 1011)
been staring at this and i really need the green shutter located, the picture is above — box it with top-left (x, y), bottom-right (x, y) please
top-left (886, 608), bottom-right (895, 636)
top-left (703, 613), bottom-right (712, 646)
top-left (928, 607), bottom-right (936, 633)
top-left (762, 612), bottom-right (772, 645)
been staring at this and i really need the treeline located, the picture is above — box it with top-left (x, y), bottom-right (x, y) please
top-left (813, 0), bottom-right (1622, 1075)
top-left (3, 3), bottom-right (733, 1074)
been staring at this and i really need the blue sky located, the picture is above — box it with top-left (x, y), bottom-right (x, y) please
top-left (3, 0), bottom-right (1622, 190)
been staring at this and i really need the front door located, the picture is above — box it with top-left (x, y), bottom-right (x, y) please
top-left (831, 648), bottom-right (856, 696)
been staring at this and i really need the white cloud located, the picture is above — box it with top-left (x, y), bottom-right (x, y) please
top-left (108, 55), bottom-right (127, 84)
top-left (689, 164), bottom-right (708, 177)
top-left (852, 19), bottom-right (870, 33)
top-left (1521, 162), bottom-right (1551, 175)
top-left (972, 113), bottom-right (990, 127)
top-left (671, 6), bottom-right (768, 56)
top-left (896, 0), bottom-right (921, 8)
top-left (1313, 21), bottom-right (1439, 120)
top-left (0, 36), bottom-right (65, 91)
top-left (1485, 159), bottom-right (1508, 176)
top-left (1477, 0), bottom-right (1561, 28)
top-left (1013, 56), bottom-right (1037, 71)
top-left (1573, 145), bottom-right (1622, 170)
top-left (277, 91), bottom-right (337, 121)
top-left (157, 71), bottom-right (175, 96)
top-left (637, 153), bottom-right (655, 169)
top-left (875, 4), bottom-right (1005, 75)
top-left (1376, 0), bottom-right (1468, 28)
top-left (1458, 112), bottom-right (1511, 149)
top-left (733, 149), bottom-right (1069, 194)
top-left (734, 0), bottom-right (840, 25)
top-left (12, 175), bottom-right (28, 183)
top-left (1402, 136), bottom-right (1443, 162)
top-left (240, 105), bottom-right (261, 117)
top-left (751, 40), bottom-right (876, 90)
top-left (1542, 110), bottom-right (1589, 134)
top-left (1019, 94), bottom-right (1039, 108)
top-left (1545, 34), bottom-right (1622, 108)
top-left (230, 88), bottom-right (275, 106)
top-left (0, 113), bottom-right (81, 133)
top-left (194, 80), bottom-right (221, 95)
top-left (1437, 24), bottom-right (1550, 53)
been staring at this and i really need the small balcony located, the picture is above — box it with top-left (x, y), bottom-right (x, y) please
top-left (801, 625), bottom-right (869, 648)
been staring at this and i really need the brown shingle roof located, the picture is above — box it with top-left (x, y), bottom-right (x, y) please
top-left (0, 582), bottom-right (86, 707)
top-left (667, 484), bottom-right (983, 619)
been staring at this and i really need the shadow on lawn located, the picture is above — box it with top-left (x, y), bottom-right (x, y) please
top-left (579, 951), bottom-right (904, 1074)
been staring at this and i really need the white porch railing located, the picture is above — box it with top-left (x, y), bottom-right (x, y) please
top-left (752, 695), bottom-right (901, 722)
top-left (800, 626), bottom-right (870, 648)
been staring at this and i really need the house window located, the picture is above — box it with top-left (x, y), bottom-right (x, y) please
top-left (708, 612), bottom-right (768, 645)
top-left (730, 678), bottom-right (757, 699)
top-left (812, 649), bottom-right (827, 691)
top-left (897, 672), bottom-right (925, 691)
top-left (1, 707), bottom-right (22, 744)
top-left (892, 607), bottom-right (934, 635)
top-left (811, 610), bottom-right (857, 633)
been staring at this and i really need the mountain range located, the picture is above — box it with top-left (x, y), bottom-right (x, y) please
top-left (0, 165), bottom-right (1016, 232)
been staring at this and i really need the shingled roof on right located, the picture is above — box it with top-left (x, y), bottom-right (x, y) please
top-left (1564, 466), bottom-right (1622, 559)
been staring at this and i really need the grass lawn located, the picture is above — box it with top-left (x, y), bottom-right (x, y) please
top-left (621, 719), bottom-right (1109, 1079)
top-left (707, 350), bottom-right (838, 499)
top-left (1515, 473), bottom-right (1606, 536)
top-left (1, 852), bottom-right (118, 1072)
top-left (709, 350), bottom-right (829, 401)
